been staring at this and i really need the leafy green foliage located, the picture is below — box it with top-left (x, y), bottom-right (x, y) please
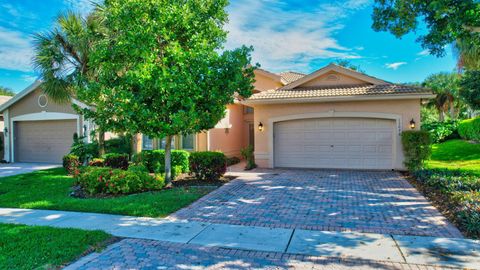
top-left (458, 117), bottom-right (480, 141)
top-left (0, 86), bottom-right (15, 96)
top-left (78, 0), bottom-right (255, 183)
top-left (103, 153), bottom-right (129, 170)
top-left (371, 0), bottom-right (480, 56)
top-left (460, 70), bottom-right (480, 110)
top-left (189, 151), bottom-right (227, 181)
top-left (427, 139), bottom-right (480, 174)
top-left (421, 120), bottom-right (459, 143)
top-left (0, 168), bottom-right (209, 217)
top-left (88, 158), bottom-right (104, 167)
top-left (75, 167), bottom-right (163, 195)
top-left (401, 130), bottom-right (432, 171)
top-left (69, 134), bottom-right (99, 163)
top-left (413, 169), bottom-right (480, 237)
top-left (104, 136), bottom-right (132, 155)
top-left (62, 154), bottom-right (80, 175)
top-left (133, 150), bottom-right (190, 173)
top-left (226, 156), bottom-right (241, 166)
top-left (423, 72), bottom-right (463, 121)
top-left (334, 59), bottom-right (364, 72)
top-left (0, 223), bottom-right (111, 270)
top-left (241, 145), bottom-right (256, 170)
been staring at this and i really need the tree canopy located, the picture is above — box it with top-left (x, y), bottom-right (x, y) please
top-left (0, 86), bottom-right (15, 96)
top-left (372, 0), bottom-right (480, 56)
top-left (460, 70), bottom-right (480, 111)
top-left (78, 0), bottom-right (256, 182)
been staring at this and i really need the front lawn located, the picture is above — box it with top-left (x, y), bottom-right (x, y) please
top-left (0, 168), bottom-right (210, 217)
top-left (426, 139), bottom-right (480, 174)
top-left (0, 223), bottom-right (112, 269)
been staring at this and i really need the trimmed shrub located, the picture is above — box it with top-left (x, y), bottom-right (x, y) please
top-left (105, 136), bottom-right (132, 155)
top-left (241, 145), bottom-right (256, 170)
top-left (401, 130), bottom-right (432, 171)
top-left (103, 153), bottom-right (129, 170)
top-left (189, 151), bottom-right (227, 181)
top-left (63, 154), bottom-right (80, 175)
top-left (421, 120), bottom-right (459, 143)
top-left (88, 158), bottom-right (104, 167)
top-left (226, 156), bottom-right (241, 166)
top-left (458, 117), bottom-right (480, 142)
top-left (75, 166), bottom-right (164, 195)
top-left (133, 150), bottom-right (189, 173)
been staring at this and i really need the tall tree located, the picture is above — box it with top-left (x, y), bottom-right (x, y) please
top-left (454, 36), bottom-right (480, 70)
top-left (423, 72), bottom-right (462, 121)
top-left (0, 86), bottom-right (15, 96)
top-left (372, 0), bottom-right (480, 56)
top-left (460, 70), bottom-right (480, 111)
top-left (78, 0), bottom-right (255, 184)
top-left (334, 59), bottom-right (364, 73)
top-left (32, 11), bottom-right (108, 155)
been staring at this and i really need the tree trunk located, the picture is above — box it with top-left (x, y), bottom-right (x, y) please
top-left (98, 130), bottom-right (105, 156)
top-left (438, 110), bottom-right (445, 122)
top-left (450, 103), bottom-right (456, 119)
top-left (164, 135), bottom-right (173, 186)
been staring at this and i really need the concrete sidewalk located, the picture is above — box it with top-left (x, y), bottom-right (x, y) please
top-left (1, 208), bottom-right (479, 269)
top-left (0, 163), bottom-right (60, 177)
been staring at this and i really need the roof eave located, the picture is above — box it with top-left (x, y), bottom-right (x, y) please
top-left (242, 93), bottom-right (436, 105)
top-left (0, 81), bottom-right (43, 113)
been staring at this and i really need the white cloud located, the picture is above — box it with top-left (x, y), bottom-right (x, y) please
top-left (417, 49), bottom-right (430, 56)
top-left (225, 0), bottom-right (370, 72)
top-left (385, 62), bottom-right (407, 70)
top-left (21, 74), bottom-right (37, 82)
top-left (0, 27), bottom-right (34, 72)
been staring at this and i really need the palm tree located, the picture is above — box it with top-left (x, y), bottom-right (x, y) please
top-left (423, 73), bottom-right (460, 121)
top-left (455, 36), bottom-right (480, 71)
top-left (33, 11), bottom-right (108, 154)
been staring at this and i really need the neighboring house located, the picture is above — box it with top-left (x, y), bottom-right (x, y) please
top-left (0, 63), bottom-right (433, 170)
top-left (0, 95), bottom-right (13, 159)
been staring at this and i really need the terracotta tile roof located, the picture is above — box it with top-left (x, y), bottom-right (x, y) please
top-left (279, 71), bottom-right (305, 84)
top-left (248, 84), bottom-right (432, 100)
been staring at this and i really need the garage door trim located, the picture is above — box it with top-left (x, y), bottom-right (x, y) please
top-left (10, 112), bottom-right (80, 162)
top-left (267, 111), bottom-right (402, 168)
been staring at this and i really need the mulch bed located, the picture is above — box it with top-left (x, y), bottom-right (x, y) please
top-left (172, 175), bottom-right (237, 187)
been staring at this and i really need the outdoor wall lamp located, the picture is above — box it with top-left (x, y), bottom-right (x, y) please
top-left (258, 122), bottom-right (264, 132)
top-left (409, 118), bottom-right (416, 129)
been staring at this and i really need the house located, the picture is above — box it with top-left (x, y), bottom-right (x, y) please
top-left (0, 95), bottom-right (13, 159)
top-left (0, 63), bottom-right (433, 169)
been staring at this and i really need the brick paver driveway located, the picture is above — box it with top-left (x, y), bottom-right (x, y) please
top-left (172, 169), bottom-right (462, 238)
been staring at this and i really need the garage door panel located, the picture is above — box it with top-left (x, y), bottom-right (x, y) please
top-left (274, 118), bottom-right (394, 170)
top-left (15, 120), bottom-right (76, 163)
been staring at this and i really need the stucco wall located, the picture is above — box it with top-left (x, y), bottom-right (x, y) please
top-left (252, 99), bottom-right (421, 169)
top-left (253, 72), bottom-right (283, 91)
top-left (208, 104), bottom-right (247, 157)
top-left (302, 72), bottom-right (368, 87)
top-left (9, 89), bottom-right (78, 117)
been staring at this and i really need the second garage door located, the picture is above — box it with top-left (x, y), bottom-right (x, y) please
top-left (14, 120), bottom-right (77, 163)
top-left (274, 118), bottom-right (394, 170)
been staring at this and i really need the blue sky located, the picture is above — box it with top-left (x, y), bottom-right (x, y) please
top-left (1, 0), bottom-right (457, 93)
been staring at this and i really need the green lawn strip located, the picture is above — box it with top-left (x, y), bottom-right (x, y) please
top-left (0, 223), bottom-right (112, 270)
top-left (0, 168), bottom-right (210, 217)
top-left (426, 139), bottom-right (480, 174)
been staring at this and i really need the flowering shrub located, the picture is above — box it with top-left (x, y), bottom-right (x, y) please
top-left (88, 158), bottom-right (105, 167)
top-left (189, 151), bottom-right (226, 181)
top-left (75, 166), bottom-right (164, 196)
top-left (63, 154), bottom-right (80, 175)
top-left (413, 169), bottom-right (480, 237)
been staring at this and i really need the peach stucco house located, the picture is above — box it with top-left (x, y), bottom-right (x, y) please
top-left (0, 63), bottom-right (432, 170)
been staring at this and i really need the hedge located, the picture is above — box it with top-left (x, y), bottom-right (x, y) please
top-left (103, 153), bottom-right (129, 170)
top-left (421, 120), bottom-right (459, 143)
top-left (458, 117), bottom-right (480, 142)
top-left (189, 151), bottom-right (227, 181)
top-left (62, 154), bottom-right (80, 175)
top-left (133, 150), bottom-right (189, 173)
top-left (401, 130), bottom-right (432, 171)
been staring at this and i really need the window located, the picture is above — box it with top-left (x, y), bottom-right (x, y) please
top-left (159, 137), bottom-right (175, 149)
top-left (181, 134), bottom-right (195, 150)
top-left (244, 106), bottom-right (254, 114)
top-left (142, 135), bottom-right (154, 150)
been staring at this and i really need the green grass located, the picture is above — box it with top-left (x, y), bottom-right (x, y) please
top-left (0, 168), bottom-right (210, 217)
top-left (426, 139), bottom-right (480, 174)
top-left (0, 223), bottom-right (111, 270)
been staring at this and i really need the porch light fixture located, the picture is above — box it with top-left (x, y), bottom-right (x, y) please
top-left (409, 118), bottom-right (416, 129)
top-left (258, 122), bottom-right (264, 132)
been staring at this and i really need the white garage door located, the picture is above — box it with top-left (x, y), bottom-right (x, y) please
top-left (274, 118), bottom-right (394, 169)
top-left (14, 120), bottom-right (77, 163)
